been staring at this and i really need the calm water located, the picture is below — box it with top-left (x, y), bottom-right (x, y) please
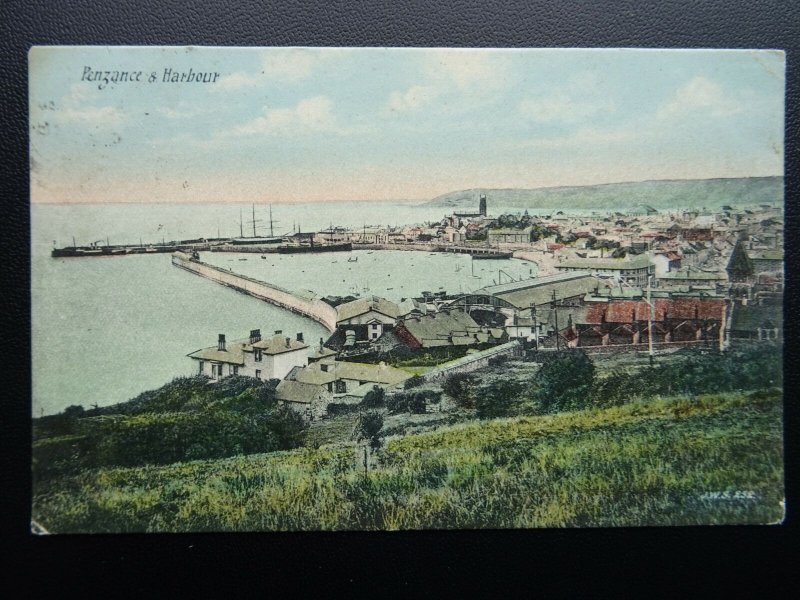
top-left (32, 202), bottom-right (536, 415)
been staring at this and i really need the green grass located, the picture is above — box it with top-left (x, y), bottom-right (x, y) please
top-left (397, 366), bottom-right (434, 376)
top-left (32, 389), bottom-right (783, 532)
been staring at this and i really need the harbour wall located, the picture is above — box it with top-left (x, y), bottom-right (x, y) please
top-left (171, 251), bottom-right (338, 332)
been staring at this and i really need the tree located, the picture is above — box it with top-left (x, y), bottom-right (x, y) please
top-left (534, 350), bottom-right (595, 413)
top-left (353, 411), bottom-right (384, 450)
top-left (361, 385), bottom-right (385, 408)
top-left (403, 375), bottom-right (425, 390)
top-left (443, 373), bottom-right (478, 408)
top-left (265, 404), bottom-right (308, 449)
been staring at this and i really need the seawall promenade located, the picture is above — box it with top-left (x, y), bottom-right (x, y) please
top-left (171, 251), bottom-right (338, 332)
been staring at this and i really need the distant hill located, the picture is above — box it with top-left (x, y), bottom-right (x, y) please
top-left (425, 177), bottom-right (783, 212)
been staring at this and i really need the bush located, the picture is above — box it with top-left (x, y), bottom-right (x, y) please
top-left (404, 375), bottom-right (425, 389)
top-left (386, 393), bottom-right (410, 415)
top-left (475, 380), bottom-right (524, 419)
top-left (534, 350), bottom-right (595, 413)
top-left (443, 373), bottom-right (478, 408)
top-left (353, 411), bottom-right (384, 450)
top-left (407, 394), bottom-right (426, 414)
top-left (361, 386), bottom-right (386, 408)
top-left (327, 402), bottom-right (361, 417)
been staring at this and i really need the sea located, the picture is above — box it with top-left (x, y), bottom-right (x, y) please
top-left (31, 201), bottom-right (538, 416)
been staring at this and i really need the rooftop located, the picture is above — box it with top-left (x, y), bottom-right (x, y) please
top-left (556, 255), bottom-right (654, 271)
top-left (336, 295), bottom-right (403, 322)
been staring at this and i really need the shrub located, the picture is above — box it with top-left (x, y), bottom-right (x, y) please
top-left (407, 394), bottom-right (426, 414)
top-left (361, 386), bottom-right (386, 408)
top-left (353, 411), bottom-right (384, 450)
top-left (386, 393), bottom-right (409, 415)
top-left (404, 375), bottom-right (425, 389)
top-left (443, 373), bottom-right (478, 408)
top-left (475, 379), bottom-right (524, 419)
top-left (327, 402), bottom-right (361, 417)
top-left (534, 350), bottom-right (595, 413)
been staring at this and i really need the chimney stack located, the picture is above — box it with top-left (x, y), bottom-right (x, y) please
top-left (285, 337), bottom-right (291, 348)
top-left (296, 332), bottom-right (304, 342)
top-left (218, 334), bottom-right (226, 351)
top-left (319, 337), bottom-right (324, 352)
top-left (250, 329), bottom-right (261, 344)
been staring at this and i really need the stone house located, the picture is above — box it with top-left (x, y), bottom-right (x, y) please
top-left (188, 329), bottom-right (308, 382)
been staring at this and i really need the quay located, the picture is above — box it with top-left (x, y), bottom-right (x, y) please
top-left (171, 251), bottom-right (338, 332)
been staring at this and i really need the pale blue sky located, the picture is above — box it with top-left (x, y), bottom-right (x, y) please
top-left (29, 46), bottom-right (785, 203)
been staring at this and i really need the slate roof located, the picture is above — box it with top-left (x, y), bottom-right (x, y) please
top-left (187, 345), bottom-right (246, 365)
top-left (749, 249), bottom-right (784, 261)
top-left (291, 360), bottom-right (410, 387)
top-left (275, 380), bottom-right (324, 404)
top-left (480, 272), bottom-right (602, 309)
top-left (336, 296), bottom-right (403, 322)
top-left (251, 334), bottom-right (308, 354)
top-left (187, 333), bottom-right (307, 364)
top-left (556, 255), bottom-right (654, 271)
top-left (730, 302), bottom-right (783, 332)
top-left (400, 310), bottom-right (480, 344)
top-left (659, 267), bottom-right (727, 281)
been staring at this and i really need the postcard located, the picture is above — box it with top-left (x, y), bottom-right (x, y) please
top-left (30, 46), bottom-right (785, 533)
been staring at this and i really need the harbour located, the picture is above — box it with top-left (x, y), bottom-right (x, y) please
top-left (33, 201), bottom-right (538, 416)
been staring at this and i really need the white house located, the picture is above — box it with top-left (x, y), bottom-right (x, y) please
top-left (188, 329), bottom-right (309, 382)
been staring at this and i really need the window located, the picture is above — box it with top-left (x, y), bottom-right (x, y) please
top-left (232, 365), bottom-right (238, 376)
top-left (198, 361), bottom-right (204, 374)
top-left (255, 369), bottom-right (261, 380)
top-left (254, 349), bottom-right (262, 362)
top-left (335, 380), bottom-right (346, 393)
top-left (327, 382), bottom-right (333, 392)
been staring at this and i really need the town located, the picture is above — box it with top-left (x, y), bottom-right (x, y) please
top-left (177, 193), bottom-right (783, 421)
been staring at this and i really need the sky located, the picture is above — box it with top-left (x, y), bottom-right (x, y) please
top-left (29, 46), bottom-right (785, 204)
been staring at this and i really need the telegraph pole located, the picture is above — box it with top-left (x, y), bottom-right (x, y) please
top-left (551, 289), bottom-right (560, 351)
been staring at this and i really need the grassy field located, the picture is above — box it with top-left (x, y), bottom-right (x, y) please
top-left (32, 389), bottom-right (783, 532)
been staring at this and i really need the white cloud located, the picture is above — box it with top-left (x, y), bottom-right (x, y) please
top-left (57, 105), bottom-right (125, 126)
top-left (519, 94), bottom-right (610, 123)
top-left (425, 50), bottom-right (511, 94)
top-left (387, 85), bottom-right (439, 113)
top-left (261, 48), bottom-right (322, 81)
top-left (216, 71), bottom-right (261, 91)
top-left (225, 96), bottom-right (339, 137)
top-left (522, 127), bottom-right (637, 150)
top-left (657, 76), bottom-right (743, 119)
top-left (214, 49), bottom-right (336, 92)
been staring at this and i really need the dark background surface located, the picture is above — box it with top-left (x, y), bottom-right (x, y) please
top-left (1, 0), bottom-right (797, 594)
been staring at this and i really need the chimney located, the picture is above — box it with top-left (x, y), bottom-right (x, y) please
top-left (296, 332), bottom-right (304, 342)
top-left (319, 337), bottom-right (324, 352)
top-left (218, 334), bottom-right (226, 351)
top-left (250, 329), bottom-right (261, 344)
top-left (285, 337), bottom-right (291, 348)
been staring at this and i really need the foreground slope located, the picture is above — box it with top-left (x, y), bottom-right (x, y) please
top-left (32, 389), bottom-right (783, 532)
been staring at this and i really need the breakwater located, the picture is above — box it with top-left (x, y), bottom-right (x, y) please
top-left (171, 251), bottom-right (338, 332)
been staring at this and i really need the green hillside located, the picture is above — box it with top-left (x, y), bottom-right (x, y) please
top-left (32, 389), bottom-right (783, 532)
top-left (426, 177), bottom-right (783, 212)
